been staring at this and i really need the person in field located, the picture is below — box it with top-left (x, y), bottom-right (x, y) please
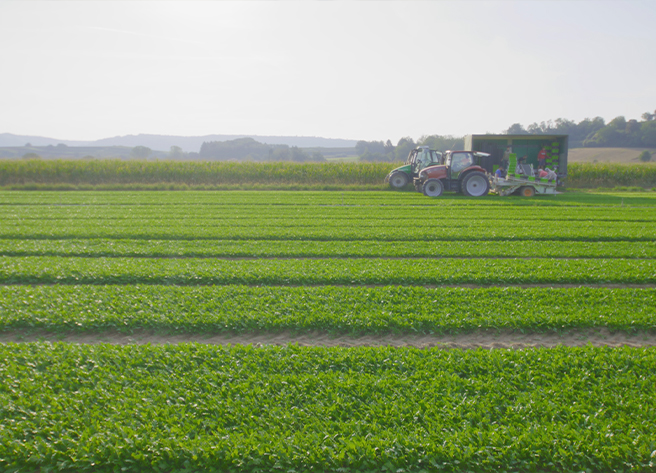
top-left (537, 145), bottom-right (548, 170)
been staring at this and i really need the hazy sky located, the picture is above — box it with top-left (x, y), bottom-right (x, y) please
top-left (1, 0), bottom-right (655, 142)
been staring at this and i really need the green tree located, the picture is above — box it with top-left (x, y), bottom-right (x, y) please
top-left (169, 146), bottom-right (184, 159)
top-left (625, 119), bottom-right (642, 147)
top-left (355, 140), bottom-right (385, 156)
top-left (641, 121), bottom-right (656, 146)
top-left (355, 141), bottom-right (368, 156)
top-left (505, 123), bottom-right (528, 134)
top-left (310, 152), bottom-right (325, 162)
top-left (638, 150), bottom-right (652, 162)
top-left (290, 147), bottom-right (308, 162)
top-left (394, 137), bottom-right (416, 161)
top-left (130, 146), bottom-right (152, 159)
top-left (418, 135), bottom-right (463, 152)
top-left (272, 147), bottom-right (290, 161)
top-left (608, 116), bottom-right (627, 130)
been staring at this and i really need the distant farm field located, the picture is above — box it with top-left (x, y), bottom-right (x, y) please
top-left (1, 190), bottom-right (656, 472)
top-left (568, 147), bottom-right (656, 163)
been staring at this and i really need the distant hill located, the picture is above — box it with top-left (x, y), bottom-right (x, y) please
top-left (0, 145), bottom-right (168, 160)
top-left (0, 133), bottom-right (358, 152)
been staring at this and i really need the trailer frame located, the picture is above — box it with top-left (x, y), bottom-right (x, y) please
top-left (489, 174), bottom-right (559, 197)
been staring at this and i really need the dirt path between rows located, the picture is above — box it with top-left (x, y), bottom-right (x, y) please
top-left (2, 328), bottom-right (655, 349)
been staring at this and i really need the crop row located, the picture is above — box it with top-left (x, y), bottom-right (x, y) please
top-left (3, 204), bottom-right (655, 223)
top-left (2, 190), bottom-right (656, 207)
top-left (3, 221), bottom-right (655, 242)
top-left (1, 343), bottom-right (654, 473)
top-left (1, 285), bottom-right (654, 334)
top-left (1, 256), bottom-right (654, 285)
top-left (567, 162), bottom-right (656, 188)
top-left (3, 213), bottom-right (655, 227)
top-left (11, 217), bottom-right (654, 229)
top-left (1, 159), bottom-right (655, 188)
top-left (0, 160), bottom-right (399, 186)
top-left (1, 238), bottom-right (654, 259)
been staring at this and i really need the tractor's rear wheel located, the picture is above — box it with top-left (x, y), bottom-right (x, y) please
top-left (423, 179), bottom-right (443, 197)
top-left (389, 172), bottom-right (409, 189)
top-left (462, 172), bottom-right (489, 197)
top-left (519, 186), bottom-right (536, 197)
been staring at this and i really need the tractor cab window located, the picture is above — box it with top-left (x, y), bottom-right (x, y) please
top-left (450, 152), bottom-right (474, 173)
top-left (430, 151), bottom-right (443, 165)
top-left (415, 149), bottom-right (432, 171)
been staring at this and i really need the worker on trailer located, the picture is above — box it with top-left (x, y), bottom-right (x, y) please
top-left (538, 145), bottom-right (547, 170)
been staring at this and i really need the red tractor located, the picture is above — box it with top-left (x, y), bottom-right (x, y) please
top-left (414, 150), bottom-right (491, 197)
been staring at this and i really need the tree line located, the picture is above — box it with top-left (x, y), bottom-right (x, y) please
top-left (198, 138), bottom-right (325, 162)
top-left (505, 109), bottom-right (656, 148)
top-left (356, 109), bottom-right (655, 162)
top-left (356, 135), bottom-right (464, 162)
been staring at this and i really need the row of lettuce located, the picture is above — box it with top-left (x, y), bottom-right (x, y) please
top-left (2, 189), bottom-right (655, 205)
top-left (1, 191), bottom-right (655, 473)
top-left (2, 222), bottom-right (654, 241)
top-left (1, 343), bottom-right (655, 473)
top-left (1, 256), bottom-right (655, 285)
top-left (3, 208), bottom-right (656, 223)
top-left (1, 160), bottom-right (655, 188)
top-left (6, 202), bottom-right (656, 218)
top-left (1, 285), bottom-right (654, 334)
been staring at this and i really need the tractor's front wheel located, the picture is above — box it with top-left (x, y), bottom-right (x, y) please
top-left (423, 179), bottom-right (443, 197)
top-left (388, 172), bottom-right (409, 189)
top-left (462, 172), bottom-right (489, 197)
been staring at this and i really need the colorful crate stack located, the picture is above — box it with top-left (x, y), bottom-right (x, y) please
top-left (545, 141), bottom-right (559, 170)
top-left (508, 153), bottom-right (518, 177)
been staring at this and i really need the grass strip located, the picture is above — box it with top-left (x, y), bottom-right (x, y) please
top-left (1, 285), bottom-right (655, 334)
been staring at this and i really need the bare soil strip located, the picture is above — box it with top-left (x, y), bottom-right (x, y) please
top-left (2, 328), bottom-right (655, 349)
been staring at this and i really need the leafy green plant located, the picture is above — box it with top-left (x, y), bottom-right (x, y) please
top-left (1, 256), bottom-right (654, 285)
top-left (1, 238), bottom-right (654, 259)
top-left (0, 343), bottom-right (655, 473)
top-left (1, 285), bottom-right (654, 334)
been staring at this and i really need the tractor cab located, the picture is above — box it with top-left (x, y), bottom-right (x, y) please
top-left (386, 146), bottom-right (443, 189)
top-left (407, 146), bottom-right (443, 174)
top-left (445, 151), bottom-right (476, 179)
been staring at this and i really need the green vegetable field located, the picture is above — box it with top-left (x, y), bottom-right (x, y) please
top-left (1, 190), bottom-right (656, 472)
